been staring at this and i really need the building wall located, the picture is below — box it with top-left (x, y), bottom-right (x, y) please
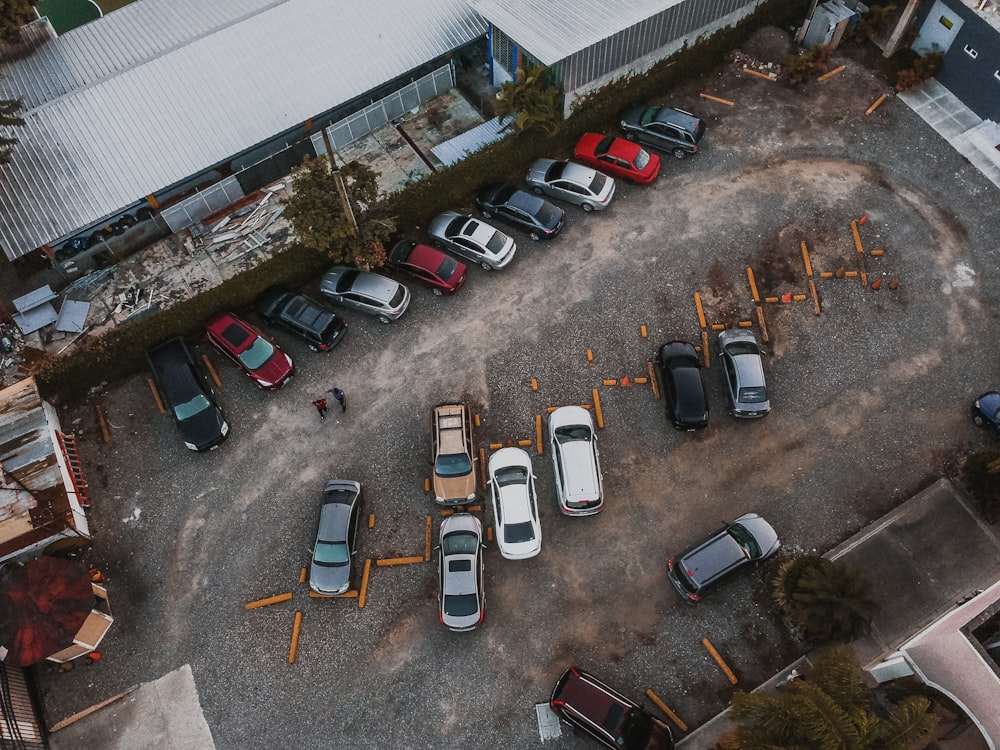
top-left (913, 0), bottom-right (1000, 121)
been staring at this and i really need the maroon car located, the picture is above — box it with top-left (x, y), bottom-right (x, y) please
top-left (550, 667), bottom-right (674, 750)
top-left (387, 241), bottom-right (467, 295)
top-left (205, 312), bottom-right (294, 390)
top-left (573, 133), bottom-right (661, 185)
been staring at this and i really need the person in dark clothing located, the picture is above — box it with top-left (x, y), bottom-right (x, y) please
top-left (328, 387), bottom-right (346, 412)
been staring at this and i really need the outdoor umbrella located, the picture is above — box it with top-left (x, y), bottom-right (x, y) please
top-left (0, 556), bottom-right (95, 667)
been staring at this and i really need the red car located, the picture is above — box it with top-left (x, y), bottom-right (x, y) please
top-left (205, 312), bottom-right (294, 390)
top-left (573, 133), bottom-right (661, 185)
top-left (387, 241), bottom-right (467, 295)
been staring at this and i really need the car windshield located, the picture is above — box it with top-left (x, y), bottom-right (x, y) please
top-left (238, 337), bottom-right (274, 369)
top-left (728, 524), bottom-right (762, 559)
top-left (504, 521), bottom-right (535, 544)
top-left (555, 425), bottom-right (592, 443)
top-left (436, 452), bottom-right (472, 477)
top-left (639, 106), bottom-right (659, 126)
top-left (619, 708), bottom-right (654, 748)
top-left (437, 255), bottom-right (459, 280)
top-left (442, 531), bottom-right (478, 555)
top-left (634, 149), bottom-right (651, 170)
top-left (494, 465), bottom-right (528, 487)
top-left (534, 202), bottom-right (561, 225)
top-left (739, 386), bottom-right (768, 403)
top-left (444, 593), bottom-right (479, 617)
top-left (726, 341), bottom-right (760, 356)
top-left (546, 162), bottom-right (568, 181)
top-left (587, 172), bottom-right (608, 192)
top-left (314, 540), bottom-right (349, 565)
top-left (174, 393), bottom-right (211, 421)
top-left (485, 231), bottom-right (508, 254)
top-left (389, 286), bottom-right (406, 307)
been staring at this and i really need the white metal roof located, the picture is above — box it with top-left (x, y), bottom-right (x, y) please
top-left (0, 0), bottom-right (486, 260)
top-left (467, 0), bottom-right (684, 65)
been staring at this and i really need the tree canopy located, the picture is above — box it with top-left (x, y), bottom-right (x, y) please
top-left (1, 0), bottom-right (37, 41)
top-left (493, 65), bottom-right (562, 136)
top-left (282, 155), bottom-right (395, 268)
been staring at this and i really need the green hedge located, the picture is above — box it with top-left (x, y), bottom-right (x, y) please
top-left (37, 0), bottom-right (808, 404)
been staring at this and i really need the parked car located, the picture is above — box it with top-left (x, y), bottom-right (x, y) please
top-left (572, 133), bottom-right (661, 184)
top-left (386, 240), bottom-right (467, 295)
top-left (549, 666), bottom-right (675, 750)
top-left (548, 405), bottom-right (603, 516)
top-left (666, 513), bottom-right (780, 603)
top-left (437, 513), bottom-right (485, 631)
top-left (254, 286), bottom-right (347, 352)
top-left (656, 341), bottom-right (708, 431)
top-left (145, 336), bottom-right (229, 452)
top-left (718, 329), bottom-right (770, 418)
top-left (319, 266), bottom-right (410, 322)
top-left (487, 448), bottom-right (541, 560)
top-left (308, 479), bottom-right (363, 596)
top-left (205, 312), bottom-right (294, 390)
top-left (432, 403), bottom-right (477, 505)
top-left (475, 182), bottom-right (565, 241)
top-left (620, 104), bottom-right (705, 159)
top-left (525, 159), bottom-right (616, 212)
top-left (971, 392), bottom-right (1000, 432)
top-left (428, 212), bottom-right (517, 270)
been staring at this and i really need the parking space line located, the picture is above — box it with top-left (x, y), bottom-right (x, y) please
top-left (633, 377), bottom-right (648, 384)
top-left (592, 389), bottom-right (604, 429)
top-left (424, 477), bottom-right (430, 493)
top-left (645, 689), bottom-right (688, 732)
top-left (517, 439), bottom-right (532, 448)
top-left (535, 415), bottom-right (543, 455)
top-left (368, 513), bottom-right (375, 529)
top-left (147, 378), bottom-right (165, 413)
top-left (603, 379), bottom-right (617, 386)
top-left (801, 240), bottom-right (813, 277)
top-left (358, 559), bottom-right (371, 608)
top-left (586, 349), bottom-right (594, 361)
top-left (809, 279), bottom-right (821, 315)
top-left (424, 515), bottom-right (432, 561)
top-left (693, 292), bottom-right (707, 329)
top-left (298, 567), bottom-right (307, 584)
top-left (288, 611), bottom-right (302, 664)
top-left (245, 592), bottom-right (292, 610)
top-left (376, 556), bottom-right (425, 566)
top-left (648, 362), bottom-right (661, 399)
top-left (480, 447), bottom-right (488, 488)
top-left (474, 413), bottom-right (481, 427)
top-left (201, 354), bottom-right (222, 388)
top-left (700, 331), bottom-right (710, 368)
top-left (640, 324), bottom-right (647, 338)
top-left (531, 378), bottom-right (538, 391)
top-left (746, 267), bottom-right (760, 303)
top-left (701, 637), bottom-right (738, 684)
top-left (756, 307), bottom-right (769, 343)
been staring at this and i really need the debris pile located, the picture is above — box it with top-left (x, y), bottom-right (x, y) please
top-left (186, 181), bottom-right (289, 264)
top-left (733, 50), bottom-right (783, 80)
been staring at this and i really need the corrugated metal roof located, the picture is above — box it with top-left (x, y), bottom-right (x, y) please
top-left (430, 116), bottom-right (513, 166)
top-left (0, 378), bottom-right (61, 496)
top-left (467, 0), bottom-right (684, 64)
top-left (0, 0), bottom-right (486, 260)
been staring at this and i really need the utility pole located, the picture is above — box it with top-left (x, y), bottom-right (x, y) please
top-left (319, 126), bottom-right (358, 236)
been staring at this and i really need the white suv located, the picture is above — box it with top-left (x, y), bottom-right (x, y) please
top-left (548, 406), bottom-right (604, 516)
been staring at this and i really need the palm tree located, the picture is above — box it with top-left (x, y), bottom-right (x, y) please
top-left (720, 645), bottom-right (937, 750)
top-left (493, 65), bottom-right (562, 136)
top-left (773, 555), bottom-right (878, 644)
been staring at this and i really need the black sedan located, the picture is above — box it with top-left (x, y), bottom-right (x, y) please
top-left (309, 479), bottom-right (364, 596)
top-left (656, 341), bottom-right (709, 431)
top-left (475, 182), bottom-right (565, 241)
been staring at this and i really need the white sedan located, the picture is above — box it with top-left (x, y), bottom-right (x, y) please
top-left (488, 447), bottom-right (542, 560)
top-left (525, 159), bottom-right (616, 212)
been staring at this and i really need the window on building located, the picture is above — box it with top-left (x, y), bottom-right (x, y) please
top-left (964, 45), bottom-right (978, 59)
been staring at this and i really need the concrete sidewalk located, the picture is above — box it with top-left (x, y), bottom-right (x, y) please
top-left (679, 479), bottom-right (1000, 749)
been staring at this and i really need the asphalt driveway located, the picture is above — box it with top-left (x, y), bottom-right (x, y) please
top-left (35, 45), bottom-right (1000, 750)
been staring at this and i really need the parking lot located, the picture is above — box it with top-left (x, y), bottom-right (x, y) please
top-left (35, 42), bottom-right (1000, 750)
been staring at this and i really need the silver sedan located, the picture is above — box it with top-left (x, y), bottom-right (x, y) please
top-left (525, 159), bottom-right (616, 211)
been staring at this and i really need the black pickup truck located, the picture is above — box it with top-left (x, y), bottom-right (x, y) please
top-left (146, 336), bottom-right (229, 451)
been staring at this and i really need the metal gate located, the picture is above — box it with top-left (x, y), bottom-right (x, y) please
top-left (0, 663), bottom-right (47, 750)
top-left (312, 64), bottom-right (455, 155)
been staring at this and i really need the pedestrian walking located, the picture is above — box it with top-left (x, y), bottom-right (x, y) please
top-left (312, 397), bottom-right (328, 420)
top-left (328, 387), bottom-right (347, 413)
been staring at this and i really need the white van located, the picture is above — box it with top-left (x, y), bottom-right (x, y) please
top-left (548, 406), bottom-right (604, 516)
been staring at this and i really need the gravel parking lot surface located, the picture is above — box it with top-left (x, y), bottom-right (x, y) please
top-left (36, 40), bottom-right (1000, 750)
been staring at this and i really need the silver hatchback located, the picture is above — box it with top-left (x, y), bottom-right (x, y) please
top-left (319, 266), bottom-right (410, 322)
top-left (525, 159), bottom-right (616, 212)
top-left (719, 329), bottom-right (770, 418)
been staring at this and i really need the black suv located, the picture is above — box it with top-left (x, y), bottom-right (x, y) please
top-left (255, 287), bottom-right (347, 351)
top-left (666, 513), bottom-right (780, 603)
top-left (620, 105), bottom-right (705, 159)
top-left (550, 667), bottom-right (674, 750)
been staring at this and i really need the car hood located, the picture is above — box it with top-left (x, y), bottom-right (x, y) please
top-left (179, 405), bottom-right (228, 451)
top-left (309, 560), bottom-right (349, 596)
top-left (434, 471), bottom-right (477, 504)
top-left (253, 350), bottom-right (294, 387)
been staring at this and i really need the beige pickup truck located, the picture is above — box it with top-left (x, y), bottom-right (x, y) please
top-left (431, 403), bottom-right (477, 506)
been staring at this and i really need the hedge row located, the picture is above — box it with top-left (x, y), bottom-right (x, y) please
top-left (36, 0), bottom-right (809, 405)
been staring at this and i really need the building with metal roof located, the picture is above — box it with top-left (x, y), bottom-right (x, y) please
top-left (0, 0), bottom-right (486, 263)
top-left (468, 0), bottom-right (764, 115)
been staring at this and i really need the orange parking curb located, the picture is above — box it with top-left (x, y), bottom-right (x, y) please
top-left (376, 556), bottom-right (425, 566)
top-left (288, 611), bottom-right (302, 664)
top-left (535, 415), bottom-right (543, 455)
top-left (592, 389), bottom-right (604, 429)
top-left (202, 354), bottom-right (222, 388)
top-left (298, 567), bottom-right (307, 584)
top-left (645, 689), bottom-right (688, 732)
top-left (648, 361), bottom-right (661, 399)
top-left (699, 92), bottom-right (735, 106)
top-left (95, 404), bottom-right (111, 443)
top-left (424, 515), bottom-right (432, 561)
top-left (359, 559), bottom-right (371, 608)
top-left (245, 592), bottom-right (293, 610)
top-left (702, 638), bottom-right (738, 684)
top-left (148, 379), bottom-right (165, 413)
top-left (746, 267), bottom-right (760, 303)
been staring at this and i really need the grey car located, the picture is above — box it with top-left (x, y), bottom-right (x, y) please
top-left (666, 513), bottom-right (780, 603)
top-left (437, 513), bottom-right (485, 631)
top-left (620, 104), bottom-right (706, 159)
top-left (309, 480), bottom-right (363, 596)
top-left (525, 159), bottom-right (616, 212)
top-left (718, 329), bottom-right (770, 418)
top-left (319, 266), bottom-right (410, 322)
top-left (428, 211), bottom-right (517, 270)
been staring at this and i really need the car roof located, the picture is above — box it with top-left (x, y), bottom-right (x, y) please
top-left (550, 404), bottom-right (594, 429)
top-left (553, 668), bottom-right (632, 736)
top-left (328, 266), bottom-right (399, 302)
top-left (404, 243), bottom-right (447, 270)
top-left (652, 106), bottom-right (700, 130)
top-left (207, 313), bottom-right (255, 351)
